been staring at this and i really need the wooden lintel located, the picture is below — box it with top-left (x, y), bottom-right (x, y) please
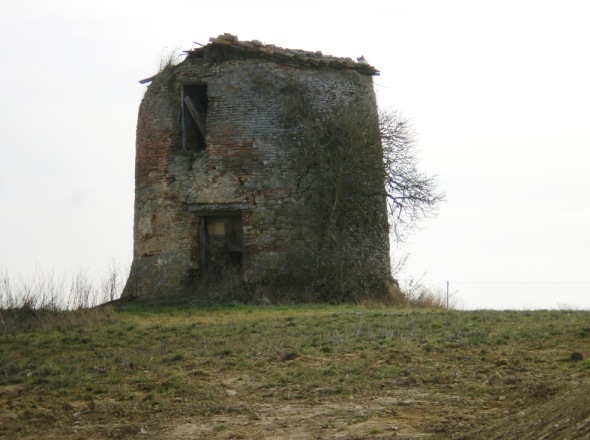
top-left (188, 203), bottom-right (249, 214)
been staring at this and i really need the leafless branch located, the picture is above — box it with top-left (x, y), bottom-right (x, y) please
top-left (380, 109), bottom-right (445, 241)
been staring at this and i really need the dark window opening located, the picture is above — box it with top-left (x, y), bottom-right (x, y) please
top-left (182, 84), bottom-right (208, 152)
top-left (199, 215), bottom-right (243, 278)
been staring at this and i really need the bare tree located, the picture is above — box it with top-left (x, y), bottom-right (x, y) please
top-left (380, 109), bottom-right (445, 241)
top-left (253, 94), bottom-right (443, 301)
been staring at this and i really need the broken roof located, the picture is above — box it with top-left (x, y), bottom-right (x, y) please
top-left (186, 33), bottom-right (379, 76)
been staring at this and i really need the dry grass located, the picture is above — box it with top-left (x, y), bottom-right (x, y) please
top-left (0, 266), bottom-right (124, 333)
top-left (1, 263), bottom-right (450, 335)
top-left (156, 46), bottom-right (182, 73)
top-left (1, 303), bottom-right (589, 439)
top-left (398, 275), bottom-right (453, 309)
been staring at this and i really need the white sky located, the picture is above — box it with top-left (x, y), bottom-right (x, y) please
top-left (1, 0), bottom-right (589, 309)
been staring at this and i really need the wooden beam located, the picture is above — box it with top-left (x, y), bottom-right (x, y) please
top-left (138, 75), bottom-right (156, 84)
top-left (183, 96), bottom-right (207, 138)
top-left (188, 203), bottom-right (249, 214)
top-left (199, 217), bottom-right (207, 270)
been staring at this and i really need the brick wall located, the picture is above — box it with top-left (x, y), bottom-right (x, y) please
top-left (123, 52), bottom-right (391, 299)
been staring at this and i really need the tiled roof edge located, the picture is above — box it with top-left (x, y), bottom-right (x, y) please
top-left (184, 33), bottom-right (379, 75)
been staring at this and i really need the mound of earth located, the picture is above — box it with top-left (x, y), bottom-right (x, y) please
top-left (468, 383), bottom-right (590, 439)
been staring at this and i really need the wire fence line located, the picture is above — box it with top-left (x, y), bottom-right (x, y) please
top-left (448, 281), bottom-right (590, 285)
top-left (398, 279), bottom-right (590, 285)
top-left (396, 279), bottom-right (590, 309)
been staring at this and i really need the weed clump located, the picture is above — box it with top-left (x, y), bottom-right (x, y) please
top-left (0, 267), bottom-right (122, 332)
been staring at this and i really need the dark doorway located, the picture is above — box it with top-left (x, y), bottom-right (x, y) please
top-left (199, 215), bottom-right (243, 278)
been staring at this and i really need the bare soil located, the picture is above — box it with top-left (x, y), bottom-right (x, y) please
top-left (1, 306), bottom-right (589, 439)
top-left (4, 359), bottom-right (589, 439)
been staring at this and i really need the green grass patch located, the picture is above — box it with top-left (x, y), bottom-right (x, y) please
top-left (1, 303), bottom-right (589, 437)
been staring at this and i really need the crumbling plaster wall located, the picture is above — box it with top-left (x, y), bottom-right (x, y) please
top-left (124, 53), bottom-right (388, 298)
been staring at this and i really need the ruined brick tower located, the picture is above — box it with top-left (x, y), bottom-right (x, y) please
top-left (123, 34), bottom-right (391, 301)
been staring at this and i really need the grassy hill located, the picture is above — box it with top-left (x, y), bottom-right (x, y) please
top-left (1, 302), bottom-right (589, 438)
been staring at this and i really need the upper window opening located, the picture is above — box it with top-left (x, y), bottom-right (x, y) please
top-left (182, 84), bottom-right (208, 152)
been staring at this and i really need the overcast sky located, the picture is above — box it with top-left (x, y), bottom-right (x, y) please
top-left (1, 0), bottom-right (589, 309)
